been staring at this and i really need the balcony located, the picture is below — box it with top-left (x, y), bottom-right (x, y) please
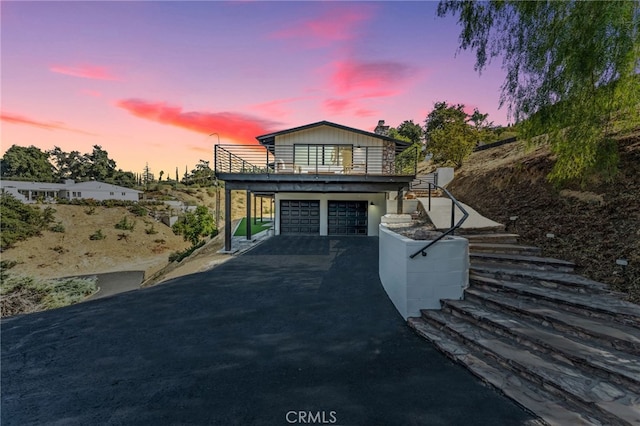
top-left (214, 144), bottom-right (418, 178)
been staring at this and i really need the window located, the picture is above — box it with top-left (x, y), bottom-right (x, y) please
top-left (122, 192), bottom-right (126, 196)
top-left (110, 192), bottom-right (114, 196)
top-left (77, 192), bottom-right (81, 197)
top-left (72, 192), bottom-right (76, 197)
top-left (294, 144), bottom-right (352, 166)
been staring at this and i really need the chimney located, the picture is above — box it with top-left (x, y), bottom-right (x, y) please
top-left (374, 120), bottom-right (390, 136)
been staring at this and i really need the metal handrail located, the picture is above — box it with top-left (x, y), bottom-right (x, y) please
top-left (409, 183), bottom-right (469, 259)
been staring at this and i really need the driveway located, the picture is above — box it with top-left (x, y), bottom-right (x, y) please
top-left (1, 236), bottom-right (535, 425)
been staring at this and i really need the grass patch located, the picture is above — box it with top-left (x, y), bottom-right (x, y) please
top-left (1, 275), bottom-right (97, 317)
top-left (233, 218), bottom-right (272, 237)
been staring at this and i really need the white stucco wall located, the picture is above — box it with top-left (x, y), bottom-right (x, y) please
top-left (378, 225), bottom-right (469, 319)
top-left (274, 192), bottom-right (387, 236)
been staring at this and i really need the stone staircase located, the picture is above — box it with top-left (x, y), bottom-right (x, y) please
top-left (408, 232), bottom-right (640, 425)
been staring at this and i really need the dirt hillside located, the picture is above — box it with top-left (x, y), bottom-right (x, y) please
top-left (2, 187), bottom-right (266, 281)
top-left (446, 131), bottom-right (640, 302)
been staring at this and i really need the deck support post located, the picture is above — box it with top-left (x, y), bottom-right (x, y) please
top-left (397, 189), bottom-right (403, 214)
top-left (246, 190), bottom-right (252, 240)
top-left (224, 187), bottom-right (232, 251)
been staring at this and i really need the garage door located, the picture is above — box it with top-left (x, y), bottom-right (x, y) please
top-left (328, 201), bottom-right (368, 235)
top-left (280, 200), bottom-right (320, 234)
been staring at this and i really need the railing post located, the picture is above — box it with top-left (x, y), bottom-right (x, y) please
top-left (214, 145), bottom-right (217, 174)
top-left (451, 198), bottom-right (456, 234)
top-left (365, 147), bottom-right (369, 175)
top-left (228, 151), bottom-right (232, 173)
top-left (428, 183), bottom-right (431, 211)
top-left (266, 149), bottom-right (270, 175)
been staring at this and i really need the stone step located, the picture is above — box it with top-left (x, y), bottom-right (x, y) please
top-left (407, 317), bottom-right (596, 426)
top-left (470, 274), bottom-right (640, 328)
top-left (470, 265), bottom-right (614, 295)
top-left (469, 243), bottom-right (542, 255)
top-left (417, 310), bottom-right (640, 425)
top-left (470, 253), bottom-right (576, 273)
top-left (462, 233), bottom-right (520, 244)
top-left (464, 287), bottom-right (640, 356)
top-left (441, 298), bottom-right (640, 393)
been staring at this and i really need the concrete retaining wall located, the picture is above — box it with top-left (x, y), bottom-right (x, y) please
top-left (378, 225), bottom-right (469, 319)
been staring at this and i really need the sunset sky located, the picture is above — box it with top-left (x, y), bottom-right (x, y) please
top-left (1, 1), bottom-right (509, 176)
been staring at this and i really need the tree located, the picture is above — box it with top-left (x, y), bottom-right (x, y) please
top-left (438, 0), bottom-right (640, 184)
top-left (0, 193), bottom-right (53, 249)
top-left (159, 170), bottom-right (164, 182)
top-left (172, 206), bottom-right (216, 246)
top-left (396, 120), bottom-right (424, 145)
top-left (189, 160), bottom-right (214, 186)
top-left (424, 101), bottom-right (477, 167)
top-left (1, 145), bottom-right (56, 182)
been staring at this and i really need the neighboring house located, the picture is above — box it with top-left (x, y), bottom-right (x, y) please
top-left (214, 120), bottom-right (418, 251)
top-left (0, 179), bottom-right (142, 203)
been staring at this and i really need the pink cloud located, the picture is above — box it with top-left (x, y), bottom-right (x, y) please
top-left (248, 97), bottom-right (308, 119)
top-left (1, 111), bottom-right (97, 135)
top-left (115, 99), bottom-right (281, 144)
top-left (50, 64), bottom-right (120, 81)
top-left (323, 98), bottom-right (353, 115)
top-left (330, 59), bottom-right (415, 96)
top-left (270, 6), bottom-right (374, 47)
top-left (81, 89), bottom-right (103, 98)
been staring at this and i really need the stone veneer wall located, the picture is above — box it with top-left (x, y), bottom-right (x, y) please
top-left (382, 141), bottom-right (395, 174)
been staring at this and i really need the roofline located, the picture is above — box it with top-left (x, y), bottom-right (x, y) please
top-left (256, 120), bottom-right (412, 147)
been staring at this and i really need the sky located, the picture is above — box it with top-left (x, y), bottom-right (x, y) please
top-left (1, 1), bottom-right (510, 177)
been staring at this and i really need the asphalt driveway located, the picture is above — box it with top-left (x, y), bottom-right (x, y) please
top-left (1, 236), bottom-right (535, 425)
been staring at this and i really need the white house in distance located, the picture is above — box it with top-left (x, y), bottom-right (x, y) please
top-left (0, 179), bottom-right (142, 203)
top-left (214, 120), bottom-right (418, 251)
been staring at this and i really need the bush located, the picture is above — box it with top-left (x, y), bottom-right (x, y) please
top-left (168, 240), bottom-right (205, 263)
top-left (84, 206), bottom-right (96, 215)
top-left (129, 204), bottom-right (148, 217)
top-left (1, 275), bottom-right (97, 317)
top-left (1, 193), bottom-right (49, 250)
top-left (50, 222), bottom-right (65, 233)
top-left (89, 229), bottom-right (106, 240)
top-left (145, 223), bottom-right (158, 235)
top-left (115, 216), bottom-right (135, 231)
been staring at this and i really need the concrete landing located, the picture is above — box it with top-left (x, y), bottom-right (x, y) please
top-left (418, 197), bottom-right (503, 230)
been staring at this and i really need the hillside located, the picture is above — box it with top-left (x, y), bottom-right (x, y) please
top-left (1, 187), bottom-right (257, 281)
top-left (446, 130), bottom-right (640, 302)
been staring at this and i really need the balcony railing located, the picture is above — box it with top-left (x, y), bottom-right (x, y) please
top-left (214, 144), bottom-right (418, 176)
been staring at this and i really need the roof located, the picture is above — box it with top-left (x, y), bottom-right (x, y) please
top-left (70, 181), bottom-right (142, 193)
top-left (0, 180), bottom-right (141, 193)
top-left (256, 120), bottom-right (412, 148)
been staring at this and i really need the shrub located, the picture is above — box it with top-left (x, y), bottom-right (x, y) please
top-left (89, 229), bottom-right (106, 240)
top-left (145, 224), bottom-right (158, 235)
top-left (129, 204), bottom-right (148, 217)
top-left (50, 245), bottom-right (67, 254)
top-left (168, 240), bottom-right (205, 263)
top-left (84, 206), bottom-right (96, 215)
top-left (115, 216), bottom-right (135, 231)
top-left (0, 275), bottom-right (97, 317)
top-left (1, 193), bottom-right (49, 250)
top-left (50, 222), bottom-right (65, 233)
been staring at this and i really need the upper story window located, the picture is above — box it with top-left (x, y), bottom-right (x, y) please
top-left (294, 144), bottom-right (352, 166)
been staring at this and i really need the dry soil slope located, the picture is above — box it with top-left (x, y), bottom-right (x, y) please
top-left (446, 131), bottom-right (640, 302)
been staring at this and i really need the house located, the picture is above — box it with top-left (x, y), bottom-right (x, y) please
top-left (0, 179), bottom-right (142, 203)
top-left (214, 120), bottom-right (418, 251)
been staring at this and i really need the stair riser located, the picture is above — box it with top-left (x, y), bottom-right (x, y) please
top-left (469, 247), bottom-right (542, 255)
top-left (471, 259), bottom-right (574, 273)
top-left (441, 300), bottom-right (640, 393)
top-left (463, 290), bottom-right (640, 357)
top-left (470, 269), bottom-right (606, 295)
top-left (465, 237), bottom-right (519, 244)
top-left (470, 279), bottom-right (640, 329)
top-left (418, 313), bottom-right (625, 425)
